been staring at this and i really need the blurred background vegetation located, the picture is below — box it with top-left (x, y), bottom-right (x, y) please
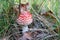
top-left (0, 0), bottom-right (60, 40)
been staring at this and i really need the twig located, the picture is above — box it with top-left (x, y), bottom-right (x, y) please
top-left (29, 28), bottom-right (48, 32)
top-left (43, 34), bottom-right (59, 40)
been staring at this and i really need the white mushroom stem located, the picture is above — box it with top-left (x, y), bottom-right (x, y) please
top-left (22, 25), bottom-right (29, 33)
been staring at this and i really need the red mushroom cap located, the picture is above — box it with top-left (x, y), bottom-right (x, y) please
top-left (16, 11), bottom-right (33, 25)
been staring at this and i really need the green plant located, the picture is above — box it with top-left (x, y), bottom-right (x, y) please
top-left (0, 0), bottom-right (16, 37)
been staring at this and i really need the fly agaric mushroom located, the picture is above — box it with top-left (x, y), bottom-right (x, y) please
top-left (16, 0), bottom-right (33, 39)
top-left (17, 10), bottom-right (33, 32)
